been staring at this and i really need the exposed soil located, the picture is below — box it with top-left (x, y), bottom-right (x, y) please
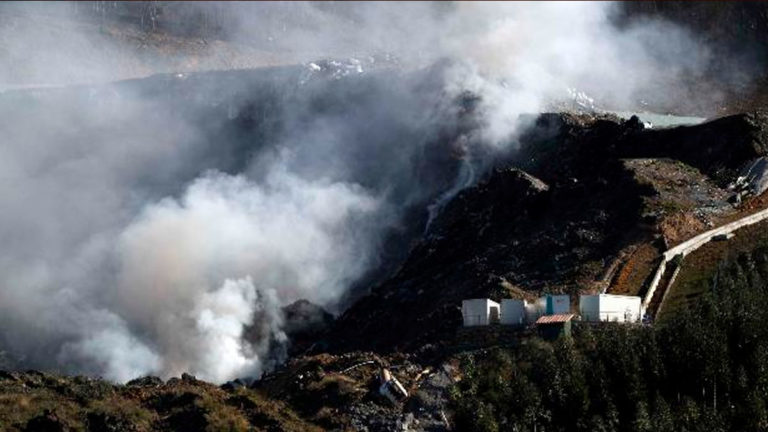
top-left (609, 242), bottom-right (663, 297)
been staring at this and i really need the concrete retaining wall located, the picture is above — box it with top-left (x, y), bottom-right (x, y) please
top-left (656, 264), bottom-right (682, 317)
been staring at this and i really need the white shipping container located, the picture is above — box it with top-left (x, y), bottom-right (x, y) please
top-left (462, 299), bottom-right (501, 326)
top-left (547, 295), bottom-right (571, 315)
top-left (579, 294), bottom-right (642, 323)
top-left (580, 295), bottom-right (600, 321)
top-left (535, 294), bottom-right (571, 316)
top-left (500, 299), bottom-right (527, 325)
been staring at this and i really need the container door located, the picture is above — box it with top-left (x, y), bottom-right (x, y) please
top-left (489, 306), bottom-right (500, 324)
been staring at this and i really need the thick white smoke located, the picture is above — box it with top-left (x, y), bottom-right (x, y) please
top-left (110, 170), bottom-right (380, 381)
top-left (0, 2), bottom-right (739, 382)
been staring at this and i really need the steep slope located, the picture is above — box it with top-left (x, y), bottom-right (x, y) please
top-left (330, 112), bottom-right (768, 353)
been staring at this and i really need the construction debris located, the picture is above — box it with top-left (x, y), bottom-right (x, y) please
top-left (379, 368), bottom-right (408, 404)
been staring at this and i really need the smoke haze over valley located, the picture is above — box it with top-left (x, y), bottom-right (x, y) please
top-left (0, 1), bottom-right (757, 385)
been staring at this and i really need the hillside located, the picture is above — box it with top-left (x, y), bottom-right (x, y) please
top-left (7, 3), bottom-right (768, 432)
top-left (4, 107), bottom-right (768, 431)
top-left (329, 111), bottom-right (768, 353)
top-left (4, 70), bottom-right (768, 430)
top-left (0, 370), bottom-right (320, 432)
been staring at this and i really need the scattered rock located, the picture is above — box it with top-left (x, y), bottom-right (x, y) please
top-left (221, 378), bottom-right (248, 391)
top-left (126, 375), bottom-right (163, 387)
top-left (180, 372), bottom-right (197, 383)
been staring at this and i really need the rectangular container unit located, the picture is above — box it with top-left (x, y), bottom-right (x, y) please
top-left (500, 299), bottom-right (527, 326)
top-left (533, 295), bottom-right (570, 315)
top-left (461, 299), bottom-right (501, 326)
top-left (579, 294), bottom-right (642, 323)
top-left (545, 295), bottom-right (570, 315)
top-left (579, 295), bottom-right (600, 321)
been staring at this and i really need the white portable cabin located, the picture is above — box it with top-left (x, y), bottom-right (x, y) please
top-left (579, 294), bottom-right (642, 323)
top-left (462, 299), bottom-right (500, 326)
top-left (500, 299), bottom-right (527, 325)
top-left (536, 294), bottom-right (570, 316)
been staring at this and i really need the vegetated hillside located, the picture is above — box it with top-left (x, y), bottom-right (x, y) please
top-left (329, 111), bottom-right (768, 354)
top-left (0, 371), bottom-right (322, 432)
top-left (657, 216), bottom-right (768, 321)
top-left (450, 242), bottom-right (768, 432)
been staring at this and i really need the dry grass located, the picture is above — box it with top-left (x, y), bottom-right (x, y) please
top-left (0, 372), bottom-right (322, 431)
top-left (609, 242), bottom-right (663, 296)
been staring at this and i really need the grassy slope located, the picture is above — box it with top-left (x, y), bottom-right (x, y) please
top-left (0, 371), bottom-right (322, 432)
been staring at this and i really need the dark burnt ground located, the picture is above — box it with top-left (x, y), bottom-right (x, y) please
top-left (328, 111), bottom-right (768, 354)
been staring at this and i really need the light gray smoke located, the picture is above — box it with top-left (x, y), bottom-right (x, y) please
top-left (0, 2), bottom-right (745, 382)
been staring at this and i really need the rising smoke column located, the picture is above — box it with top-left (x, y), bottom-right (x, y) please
top-left (108, 170), bottom-right (382, 381)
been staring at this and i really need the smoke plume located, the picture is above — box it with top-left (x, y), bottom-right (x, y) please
top-left (0, 2), bottom-right (747, 382)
